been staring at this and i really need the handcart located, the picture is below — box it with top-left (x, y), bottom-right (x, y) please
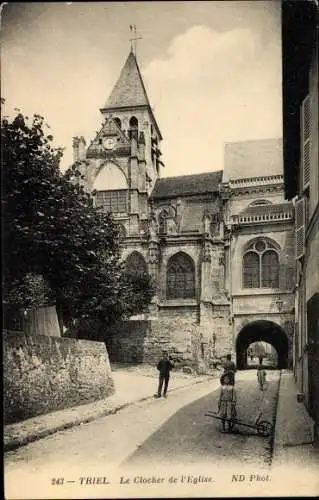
top-left (205, 410), bottom-right (273, 437)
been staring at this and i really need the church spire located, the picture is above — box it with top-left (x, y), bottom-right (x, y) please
top-left (101, 51), bottom-right (151, 110)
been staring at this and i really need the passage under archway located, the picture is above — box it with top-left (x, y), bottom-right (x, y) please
top-left (236, 320), bottom-right (289, 370)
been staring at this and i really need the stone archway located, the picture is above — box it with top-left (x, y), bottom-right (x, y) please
top-left (236, 320), bottom-right (289, 370)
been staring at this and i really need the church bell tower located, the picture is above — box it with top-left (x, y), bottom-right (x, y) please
top-left (72, 49), bottom-right (163, 237)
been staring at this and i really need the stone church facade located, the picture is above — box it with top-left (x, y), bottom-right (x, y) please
top-left (71, 51), bottom-right (295, 369)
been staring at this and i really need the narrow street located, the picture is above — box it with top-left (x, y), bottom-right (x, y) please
top-left (5, 370), bottom-right (279, 494)
top-left (123, 370), bottom-right (279, 469)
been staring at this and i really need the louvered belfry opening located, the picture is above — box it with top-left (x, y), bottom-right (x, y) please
top-left (167, 252), bottom-right (195, 299)
top-left (243, 239), bottom-right (279, 289)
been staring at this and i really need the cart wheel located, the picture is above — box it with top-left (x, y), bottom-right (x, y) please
top-left (257, 420), bottom-right (273, 437)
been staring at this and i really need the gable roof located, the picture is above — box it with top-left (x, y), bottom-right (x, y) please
top-left (223, 138), bottom-right (283, 182)
top-left (101, 116), bottom-right (124, 136)
top-left (86, 116), bottom-right (130, 158)
top-left (102, 51), bottom-right (151, 109)
top-left (150, 171), bottom-right (223, 200)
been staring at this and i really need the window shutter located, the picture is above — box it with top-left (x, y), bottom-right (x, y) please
top-left (301, 95), bottom-right (311, 190)
top-left (295, 197), bottom-right (305, 260)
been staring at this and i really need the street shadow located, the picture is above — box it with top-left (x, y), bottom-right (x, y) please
top-left (122, 379), bottom-right (274, 468)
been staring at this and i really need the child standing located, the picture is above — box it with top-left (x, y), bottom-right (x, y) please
top-left (257, 365), bottom-right (266, 390)
top-left (218, 373), bottom-right (237, 432)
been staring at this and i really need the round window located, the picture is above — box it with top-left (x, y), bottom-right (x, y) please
top-left (255, 240), bottom-right (266, 252)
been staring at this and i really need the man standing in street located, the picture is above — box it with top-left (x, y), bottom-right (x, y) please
top-left (155, 351), bottom-right (174, 398)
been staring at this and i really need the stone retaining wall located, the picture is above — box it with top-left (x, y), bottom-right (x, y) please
top-left (3, 332), bottom-right (114, 424)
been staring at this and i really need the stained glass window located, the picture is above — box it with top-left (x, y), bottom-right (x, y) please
top-left (167, 252), bottom-right (195, 299)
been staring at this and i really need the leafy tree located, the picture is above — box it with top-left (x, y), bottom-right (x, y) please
top-left (5, 273), bottom-right (54, 310)
top-left (2, 108), bottom-right (155, 332)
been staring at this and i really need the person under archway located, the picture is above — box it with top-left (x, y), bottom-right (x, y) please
top-left (257, 363), bottom-right (267, 391)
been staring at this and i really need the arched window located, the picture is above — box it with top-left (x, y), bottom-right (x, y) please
top-left (93, 163), bottom-right (128, 213)
top-left (114, 117), bottom-right (121, 129)
top-left (125, 252), bottom-right (147, 275)
top-left (242, 239), bottom-right (280, 289)
top-left (167, 252), bottom-right (195, 299)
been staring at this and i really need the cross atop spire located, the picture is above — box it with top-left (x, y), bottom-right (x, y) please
top-left (129, 25), bottom-right (142, 55)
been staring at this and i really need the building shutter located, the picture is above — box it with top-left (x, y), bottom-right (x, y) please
top-left (295, 197), bottom-right (305, 260)
top-left (301, 95), bottom-right (311, 190)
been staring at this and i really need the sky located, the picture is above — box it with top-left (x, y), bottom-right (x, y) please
top-left (1, 1), bottom-right (283, 177)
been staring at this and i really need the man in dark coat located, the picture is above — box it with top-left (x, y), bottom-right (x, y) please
top-left (156, 351), bottom-right (174, 398)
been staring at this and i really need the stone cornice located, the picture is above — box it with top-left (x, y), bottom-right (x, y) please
top-left (159, 234), bottom-right (203, 246)
top-left (230, 184), bottom-right (284, 197)
top-left (229, 174), bottom-right (283, 188)
top-left (87, 146), bottom-right (131, 159)
top-left (119, 237), bottom-right (149, 246)
top-left (233, 311), bottom-right (294, 317)
top-left (232, 290), bottom-right (294, 297)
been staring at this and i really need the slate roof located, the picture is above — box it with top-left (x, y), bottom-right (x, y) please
top-left (101, 51), bottom-right (162, 139)
top-left (240, 202), bottom-right (293, 215)
top-left (150, 171), bottom-right (223, 200)
top-left (223, 138), bottom-right (283, 182)
top-left (103, 51), bottom-right (151, 109)
top-left (180, 200), bottom-right (218, 232)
